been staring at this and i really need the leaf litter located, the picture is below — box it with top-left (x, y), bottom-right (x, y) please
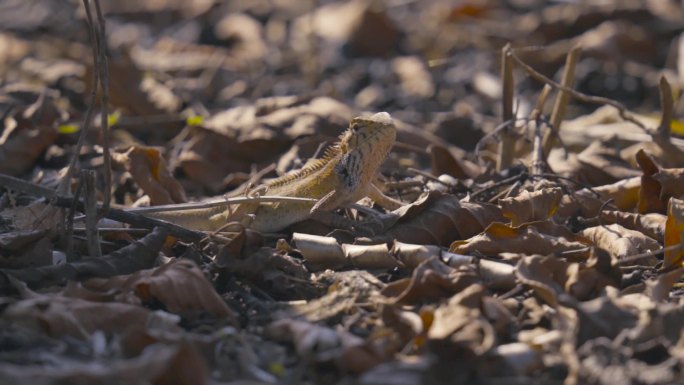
top-left (1, 1), bottom-right (684, 384)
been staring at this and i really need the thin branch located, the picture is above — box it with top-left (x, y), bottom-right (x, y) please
top-left (543, 45), bottom-right (581, 158)
top-left (508, 47), bottom-right (652, 134)
top-left (0, 173), bottom-right (203, 242)
top-left (83, 170), bottom-right (102, 258)
top-left (57, 1), bottom-right (100, 196)
top-left (531, 85), bottom-right (552, 175)
top-left (92, 0), bottom-right (111, 214)
top-left (657, 75), bottom-right (673, 140)
top-left (498, 44), bottom-right (516, 172)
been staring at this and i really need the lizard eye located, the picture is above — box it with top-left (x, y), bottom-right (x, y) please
top-left (350, 122), bottom-right (360, 132)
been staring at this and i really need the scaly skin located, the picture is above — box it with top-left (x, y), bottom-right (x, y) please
top-left (149, 112), bottom-right (397, 232)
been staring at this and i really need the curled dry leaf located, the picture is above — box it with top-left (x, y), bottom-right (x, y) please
top-left (112, 145), bottom-right (187, 205)
top-left (265, 319), bottom-right (383, 373)
top-left (2, 227), bottom-right (168, 291)
top-left (580, 223), bottom-right (660, 264)
top-left (647, 268), bottom-right (684, 302)
top-left (598, 210), bottom-right (666, 243)
top-left (664, 197), bottom-right (684, 269)
top-left (566, 248), bottom-right (621, 301)
top-left (500, 187), bottom-right (563, 226)
top-left (427, 285), bottom-right (495, 355)
top-left (450, 222), bottom-right (589, 257)
top-left (0, 201), bottom-right (61, 233)
top-left (289, 270), bottom-right (384, 323)
top-left (381, 257), bottom-right (479, 305)
top-left (556, 176), bottom-right (641, 218)
top-left (293, 233), bottom-right (437, 271)
top-left (490, 342), bottom-right (543, 375)
top-left (87, 54), bottom-right (180, 116)
top-left (429, 143), bottom-right (478, 180)
top-left (293, 233), bottom-right (399, 271)
top-left (572, 140), bottom-right (640, 186)
top-left (570, 294), bottom-right (639, 345)
top-left (0, 229), bottom-right (52, 269)
top-left (636, 149), bottom-right (667, 214)
top-left (84, 259), bottom-right (237, 324)
top-left (653, 168), bottom-right (684, 203)
top-left (3, 294), bottom-right (151, 339)
top-left (0, 340), bottom-right (206, 385)
top-left (0, 85), bottom-right (61, 176)
top-left (381, 191), bottom-right (505, 247)
top-left (515, 255), bottom-right (569, 307)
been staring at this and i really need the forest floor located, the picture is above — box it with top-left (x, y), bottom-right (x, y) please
top-left (1, 1), bottom-right (684, 384)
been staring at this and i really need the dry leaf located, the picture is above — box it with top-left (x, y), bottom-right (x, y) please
top-left (581, 223), bottom-right (660, 264)
top-left (515, 255), bottom-right (569, 307)
top-left (450, 222), bottom-right (588, 257)
top-left (381, 257), bottom-right (479, 305)
top-left (84, 259), bottom-right (236, 323)
top-left (381, 191), bottom-right (505, 246)
top-left (664, 197), bottom-right (684, 268)
top-left (265, 319), bottom-right (383, 373)
top-left (557, 176), bottom-right (641, 218)
top-left (598, 211), bottom-right (666, 243)
top-left (113, 145), bottom-right (187, 205)
top-left (500, 187), bottom-right (563, 226)
top-left (636, 149), bottom-right (667, 214)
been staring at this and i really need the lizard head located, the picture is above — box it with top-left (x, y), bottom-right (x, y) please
top-left (339, 112), bottom-right (396, 156)
top-left (332, 112), bottom-right (396, 191)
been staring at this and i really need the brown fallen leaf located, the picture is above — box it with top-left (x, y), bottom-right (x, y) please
top-left (0, 340), bottom-right (206, 385)
top-left (664, 197), bottom-right (684, 269)
top-left (450, 222), bottom-right (588, 257)
top-left (112, 145), bottom-right (187, 205)
top-left (265, 319), bottom-right (384, 373)
top-left (647, 268), bottom-right (684, 302)
top-left (427, 285), bottom-right (495, 355)
top-left (429, 143), bottom-right (479, 180)
top-left (380, 191), bottom-right (505, 247)
top-left (653, 167), bottom-right (684, 204)
top-left (556, 176), bottom-right (641, 218)
top-left (566, 248), bottom-right (621, 301)
top-left (580, 223), bottom-right (660, 264)
top-left (381, 257), bottom-right (479, 305)
top-left (86, 54), bottom-right (181, 116)
top-left (598, 210), bottom-right (666, 243)
top-left (3, 294), bottom-right (151, 339)
top-left (84, 259), bottom-right (237, 324)
top-left (515, 255), bottom-right (569, 307)
top-left (500, 187), bottom-right (563, 226)
top-left (1, 227), bottom-right (168, 291)
top-left (0, 84), bottom-right (61, 176)
top-left (556, 140), bottom-right (640, 186)
top-left (0, 229), bottom-right (52, 269)
top-left (636, 149), bottom-right (667, 214)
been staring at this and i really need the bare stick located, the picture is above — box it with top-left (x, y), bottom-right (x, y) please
top-left (0, 173), bottom-right (203, 242)
top-left (543, 45), bottom-right (581, 158)
top-left (92, 0), bottom-right (112, 214)
top-left (83, 170), bottom-right (102, 258)
top-left (57, 1), bottom-right (100, 196)
top-left (532, 85), bottom-right (552, 175)
top-left (508, 48), bottom-right (651, 134)
top-left (498, 44), bottom-right (516, 172)
top-left (657, 75), bottom-right (673, 140)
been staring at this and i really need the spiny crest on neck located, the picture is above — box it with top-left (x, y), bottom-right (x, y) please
top-left (263, 142), bottom-right (343, 189)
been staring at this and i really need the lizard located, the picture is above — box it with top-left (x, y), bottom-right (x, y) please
top-left (140, 111), bottom-right (400, 233)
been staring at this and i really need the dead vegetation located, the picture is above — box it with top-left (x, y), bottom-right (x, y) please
top-left (1, 0), bottom-right (684, 384)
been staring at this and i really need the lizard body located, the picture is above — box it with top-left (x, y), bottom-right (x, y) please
top-left (147, 112), bottom-right (397, 232)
